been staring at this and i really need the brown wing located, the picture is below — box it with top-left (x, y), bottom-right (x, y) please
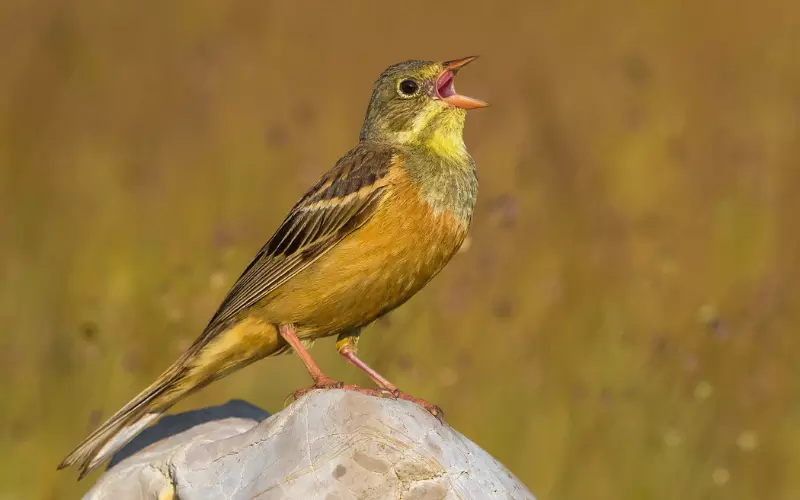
top-left (203, 144), bottom-right (396, 335)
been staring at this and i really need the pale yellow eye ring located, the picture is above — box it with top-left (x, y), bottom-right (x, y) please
top-left (397, 78), bottom-right (420, 98)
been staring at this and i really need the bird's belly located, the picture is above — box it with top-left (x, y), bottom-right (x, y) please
top-left (260, 192), bottom-right (467, 338)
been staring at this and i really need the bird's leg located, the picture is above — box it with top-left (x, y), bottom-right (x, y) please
top-left (335, 332), bottom-right (397, 392)
top-left (280, 324), bottom-right (387, 404)
top-left (336, 332), bottom-right (444, 419)
top-left (280, 325), bottom-right (444, 419)
top-left (278, 323), bottom-right (342, 389)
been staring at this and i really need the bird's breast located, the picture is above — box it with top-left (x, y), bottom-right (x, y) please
top-left (264, 168), bottom-right (470, 336)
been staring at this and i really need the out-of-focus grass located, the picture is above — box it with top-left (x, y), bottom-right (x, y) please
top-left (1, 0), bottom-right (799, 498)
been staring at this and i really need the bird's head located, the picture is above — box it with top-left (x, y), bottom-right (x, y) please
top-left (359, 57), bottom-right (487, 158)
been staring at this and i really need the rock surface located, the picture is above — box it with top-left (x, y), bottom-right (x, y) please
top-left (84, 390), bottom-right (535, 499)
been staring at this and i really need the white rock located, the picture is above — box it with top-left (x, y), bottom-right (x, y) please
top-left (85, 390), bottom-right (535, 499)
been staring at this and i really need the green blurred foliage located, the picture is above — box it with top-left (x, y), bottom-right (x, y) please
top-left (1, 0), bottom-right (799, 498)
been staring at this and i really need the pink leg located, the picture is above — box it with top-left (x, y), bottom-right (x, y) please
top-left (279, 324), bottom-right (390, 401)
top-left (339, 348), bottom-right (398, 392)
top-left (280, 325), bottom-right (444, 420)
top-left (338, 342), bottom-right (444, 419)
top-left (278, 324), bottom-right (342, 388)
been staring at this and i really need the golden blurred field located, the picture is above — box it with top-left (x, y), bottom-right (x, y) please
top-left (1, 0), bottom-right (799, 498)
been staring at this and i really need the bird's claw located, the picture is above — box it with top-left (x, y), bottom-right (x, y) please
top-left (284, 377), bottom-right (346, 406)
top-left (298, 377), bottom-right (345, 396)
top-left (380, 389), bottom-right (444, 422)
top-left (312, 376), bottom-right (346, 390)
top-left (285, 380), bottom-right (444, 422)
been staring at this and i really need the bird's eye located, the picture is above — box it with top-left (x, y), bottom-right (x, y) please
top-left (399, 79), bottom-right (419, 96)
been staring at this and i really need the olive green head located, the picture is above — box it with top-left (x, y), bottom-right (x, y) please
top-left (359, 57), bottom-right (487, 158)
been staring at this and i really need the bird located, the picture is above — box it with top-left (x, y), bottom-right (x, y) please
top-left (58, 56), bottom-right (487, 480)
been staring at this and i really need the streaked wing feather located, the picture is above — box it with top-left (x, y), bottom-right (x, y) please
top-left (202, 146), bottom-right (394, 335)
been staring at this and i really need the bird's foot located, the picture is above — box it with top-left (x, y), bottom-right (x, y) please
top-left (287, 379), bottom-right (444, 421)
top-left (383, 389), bottom-right (445, 421)
top-left (313, 375), bottom-right (346, 390)
top-left (290, 377), bottom-right (387, 402)
top-left (291, 376), bottom-right (345, 400)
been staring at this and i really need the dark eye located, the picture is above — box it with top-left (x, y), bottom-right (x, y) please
top-left (399, 79), bottom-right (419, 96)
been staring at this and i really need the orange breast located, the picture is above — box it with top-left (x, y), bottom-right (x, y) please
top-left (260, 168), bottom-right (468, 338)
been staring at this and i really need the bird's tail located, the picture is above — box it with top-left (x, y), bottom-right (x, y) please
top-left (57, 363), bottom-right (188, 480)
top-left (59, 320), bottom-right (283, 479)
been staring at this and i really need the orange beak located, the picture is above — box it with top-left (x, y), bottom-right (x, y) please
top-left (435, 56), bottom-right (488, 110)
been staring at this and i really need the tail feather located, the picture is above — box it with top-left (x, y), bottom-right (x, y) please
top-left (59, 319), bottom-right (283, 479)
top-left (58, 368), bottom-right (184, 480)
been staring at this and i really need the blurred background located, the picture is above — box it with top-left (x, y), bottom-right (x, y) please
top-left (1, 0), bottom-right (798, 498)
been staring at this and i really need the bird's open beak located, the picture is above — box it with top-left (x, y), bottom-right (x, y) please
top-left (435, 56), bottom-right (488, 110)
